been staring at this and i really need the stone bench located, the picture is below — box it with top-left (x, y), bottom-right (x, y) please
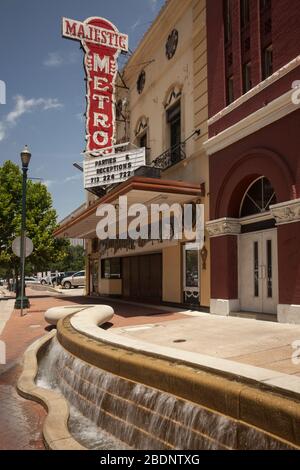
top-left (45, 304), bottom-right (114, 326)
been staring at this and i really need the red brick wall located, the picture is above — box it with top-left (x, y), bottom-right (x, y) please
top-left (210, 235), bottom-right (238, 299)
top-left (278, 222), bottom-right (300, 305)
top-left (209, 109), bottom-right (300, 220)
top-left (207, 0), bottom-right (226, 117)
top-left (207, 0), bottom-right (300, 126)
top-left (209, 65), bottom-right (300, 136)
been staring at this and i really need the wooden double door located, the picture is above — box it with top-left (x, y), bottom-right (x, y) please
top-left (122, 254), bottom-right (162, 302)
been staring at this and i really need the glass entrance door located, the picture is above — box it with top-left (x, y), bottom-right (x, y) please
top-left (183, 244), bottom-right (200, 306)
top-left (239, 229), bottom-right (278, 313)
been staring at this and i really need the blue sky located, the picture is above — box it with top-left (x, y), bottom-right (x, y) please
top-left (0, 0), bottom-right (165, 220)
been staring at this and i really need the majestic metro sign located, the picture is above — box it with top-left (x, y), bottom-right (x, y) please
top-left (62, 17), bottom-right (128, 154)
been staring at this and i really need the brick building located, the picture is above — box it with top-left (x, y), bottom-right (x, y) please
top-left (205, 0), bottom-right (300, 322)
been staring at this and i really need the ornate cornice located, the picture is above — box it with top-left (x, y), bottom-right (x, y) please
top-left (270, 199), bottom-right (300, 225)
top-left (206, 218), bottom-right (241, 238)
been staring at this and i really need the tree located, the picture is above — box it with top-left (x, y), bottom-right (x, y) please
top-left (0, 160), bottom-right (70, 280)
top-left (49, 244), bottom-right (85, 272)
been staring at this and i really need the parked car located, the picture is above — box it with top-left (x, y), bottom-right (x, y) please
top-left (24, 276), bottom-right (40, 286)
top-left (51, 271), bottom-right (75, 287)
top-left (61, 270), bottom-right (86, 289)
top-left (40, 273), bottom-right (56, 285)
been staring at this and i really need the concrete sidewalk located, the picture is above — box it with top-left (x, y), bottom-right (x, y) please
top-left (114, 314), bottom-right (300, 377)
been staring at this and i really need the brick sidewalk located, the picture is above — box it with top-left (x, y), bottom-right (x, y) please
top-left (0, 289), bottom-right (184, 450)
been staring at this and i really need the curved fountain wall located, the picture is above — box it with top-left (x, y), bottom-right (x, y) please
top-left (33, 314), bottom-right (300, 450)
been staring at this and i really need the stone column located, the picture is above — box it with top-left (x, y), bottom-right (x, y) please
top-left (206, 218), bottom-right (241, 316)
top-left (271, 198), bottom-right (300, 324)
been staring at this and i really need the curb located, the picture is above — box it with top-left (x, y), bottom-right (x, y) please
top-left (17, 331), bottom-right (86, 451)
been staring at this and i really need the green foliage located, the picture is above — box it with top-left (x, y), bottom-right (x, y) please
top-left (49, 244), bottom-right (85, 272)
top-left (0, 160), bottom-right (70, 277)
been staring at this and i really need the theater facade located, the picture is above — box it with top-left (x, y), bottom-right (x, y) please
top-left (55, 0), bottom-right (209, 308)
top-left (205, 0), bottom-right (300, 323)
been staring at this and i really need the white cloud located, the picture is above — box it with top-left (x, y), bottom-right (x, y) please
top-left (42, 174), bottom-right (81, 190)
top-left (0, 95), bottom-right (63, 142)
top-left (43, 51), bottom-right (81, 68)
top-left (44, 179), bottom-right (54, 188)
top-left (65, 174), bottom-right (81, 183)
top-left (149, 0), bottom-right (158, 11)
top-left (131, 17), bottom-right (142, 31)
top-left (43, 52), bottom-right (63, 68)
top-left (75, 112), bottom-right (85, 123)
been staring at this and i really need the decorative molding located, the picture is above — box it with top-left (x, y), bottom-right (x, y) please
top-left (164, 83), bottom-right (182, 109)
top-left (204, 89), bottom-right (300, 156)
top-left (134, 116), bottom-right (148, 136)
top-left (208, 55), bottom-right (300, 126)
top-left (270, 198), bottom-right (300, 226)
top-left (206, 218), bottom-right (241, 238)
top-left (165, 29), bottom-right (179, 60)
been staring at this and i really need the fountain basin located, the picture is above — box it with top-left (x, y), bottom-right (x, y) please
top-left (18, 311), bottom-right (300, 450)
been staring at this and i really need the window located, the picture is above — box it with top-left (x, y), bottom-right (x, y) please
top-left (73, 271), bottom-right (84, 277)
top-left (139, 132), bottom-right (147, 149)
top-left (139, 132), bottom-right (150, 165)
top-left (101, 258), bottom-right (121, 279)
top-left (240, 177), bottom-right (277, 218)
top-left (253, 241), bottom-right (259, 297)
top-left (242, 62), bottom-right (252, 93)
top-left (260, 0), bottom-right (272, 80)
top-left (224, 0), bottom-right (232, 44)
top-left (240, 0), bottom-right (250, 28)
top-left (267, 239), bottom-right (273, 298)
top-left (224, 1), bottom-right (234, 106)
top-left (226, 76), bottom-right (234, 105)
top-left (167, 101), bottom-right (181, 164)
top-left (262, 45), bottom-right (273, 79)
top-left (260, 0), bottom-right (271, 11)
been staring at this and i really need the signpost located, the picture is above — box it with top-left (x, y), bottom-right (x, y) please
top-left (12, 235), bottom-right (33, 316)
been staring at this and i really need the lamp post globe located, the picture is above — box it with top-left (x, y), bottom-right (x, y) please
top-left (20, 145), bottom-right (31, 168)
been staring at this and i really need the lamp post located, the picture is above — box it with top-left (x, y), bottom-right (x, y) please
top-left (14, 145), bottom-right (31, 314)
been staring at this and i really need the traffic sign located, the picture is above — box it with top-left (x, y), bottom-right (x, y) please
top-left (12, 236), bottom-right (33, 258)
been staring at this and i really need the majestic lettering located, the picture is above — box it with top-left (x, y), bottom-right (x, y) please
top-left (62, 17), bottom-right (128, 153)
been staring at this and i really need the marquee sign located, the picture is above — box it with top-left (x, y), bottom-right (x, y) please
top-left (62, 17), bottom-right (128, 154)
top-left (84, 147), bottom-right (146, 189)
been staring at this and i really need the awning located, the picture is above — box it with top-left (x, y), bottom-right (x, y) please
top-left (54, 176), bottom-right (204, 239)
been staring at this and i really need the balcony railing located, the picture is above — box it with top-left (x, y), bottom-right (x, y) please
top-left (151, 142), bottom-right (186, 171)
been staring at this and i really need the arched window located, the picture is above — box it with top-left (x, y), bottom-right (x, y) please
top-left (134, 116), bottom-right (149, 164)
top-left (240, 177), bottom-right (277, 218)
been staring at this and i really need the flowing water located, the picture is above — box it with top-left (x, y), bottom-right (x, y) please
top-left (36, 337), bottom-right (289, 450)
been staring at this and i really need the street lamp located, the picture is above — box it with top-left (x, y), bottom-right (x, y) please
top-left (14, 145), bottom-right (31, 313)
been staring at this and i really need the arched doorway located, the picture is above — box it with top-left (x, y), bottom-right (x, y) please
top-left (238, 177), bottom-right (278, 314)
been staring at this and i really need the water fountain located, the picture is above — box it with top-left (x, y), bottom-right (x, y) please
top-left (18, 307), bottom-right (300, 450)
